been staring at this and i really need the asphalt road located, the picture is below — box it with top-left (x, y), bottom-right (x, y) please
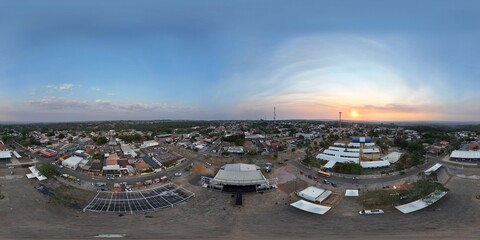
top-left (286, 152), bottom-right (447, 186)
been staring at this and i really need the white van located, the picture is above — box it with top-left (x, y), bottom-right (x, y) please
top-left (359, 209), bottom-right (384, 215)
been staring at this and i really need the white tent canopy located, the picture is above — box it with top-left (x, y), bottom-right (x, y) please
top-left (27, 166), bottom-right (47, 181)
top-left (395, 191), bottom-right (447, 214)
top-left (345, 189), bottom-right (359, 197)
top-left (290, 200), bottom-right (331, 215)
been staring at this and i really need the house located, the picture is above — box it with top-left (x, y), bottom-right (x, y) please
top-left (140, 140), bottom-right (159, 149)
top-left (135, 160), bottom-right (152, 173)
top-left (88, 159), bottom-right (103, 175)
top-left (121, 144), bottom-right (137, 158)
top-left (103, 153), bottom-right (122, 176)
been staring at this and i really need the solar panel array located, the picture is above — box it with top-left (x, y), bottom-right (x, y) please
top-left (83, 183), bottom-right (195, 214)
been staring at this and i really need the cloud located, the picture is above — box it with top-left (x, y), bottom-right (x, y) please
top-left (91, 87), bottom-right (101, 91)
top-left (46, 83), bottom-right (75, 90)
top-left (27, 97), bottom-right (89, 110)
top-left (94, 99), bottom-right (193, 113)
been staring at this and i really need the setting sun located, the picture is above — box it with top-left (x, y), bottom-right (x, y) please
top-left (350, 110), bottom-right (360, 118)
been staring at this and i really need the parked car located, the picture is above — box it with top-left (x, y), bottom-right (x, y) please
top-left (174, 172), bottom-right (182, 177)
top-left (331, 182), bottom-right (337, 187)
top-left (359, 209), bottom-right (384, 215)
top-left (323, 179), bottom-right (330, 185)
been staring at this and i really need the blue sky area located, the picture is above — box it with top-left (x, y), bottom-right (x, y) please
top-left (0, 0), bottom-right (479, 122)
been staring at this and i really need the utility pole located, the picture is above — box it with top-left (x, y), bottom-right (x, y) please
top-left (339, 112), bottom-right (342, 128)
top-left (274, 107), bottom-right (276, 122)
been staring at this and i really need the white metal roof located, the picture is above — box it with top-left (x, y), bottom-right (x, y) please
top-left (347, 142), bottom-right (375, 148)
top-left (27, 166), bottom-right (47, 181)
top-left (0, 150), bottom-right (12, 159)
top-left (328, 146), bottom-right (379, 153)
top-left (316, 190), bottom-right (332, 203)
top-left (297, 186), bottom-right (326, 202)
top-left (103, 165), bottom-right (121, 171)
top-left (425, 163), bottom-right (442, 175)
top-left (213, 163), bottom-right (266, 186)
top-left (324, 149), bottom-right (359, 158)
top-left (360, 160), bottom-right (390, 168)
top-left (222, 163), bottom-right (259, 171)
top-left (62, 156), bottom-right (83, 170)
top-left (450, 150), bottom-right (480, 159)
top-left (12, 151), bottom-right (21, 158)
top-left (323, 160), bottom-right (337, 169)
top-left (290, 200), bottom-right (331, 215)
top-left (316, 153), bottom-right (359, 164)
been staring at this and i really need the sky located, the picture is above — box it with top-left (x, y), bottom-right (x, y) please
top-left (1, 0), bottom-right (479, 122)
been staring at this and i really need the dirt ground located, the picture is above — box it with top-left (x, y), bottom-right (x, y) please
top-left (1, 166), bottom-right (480, 239)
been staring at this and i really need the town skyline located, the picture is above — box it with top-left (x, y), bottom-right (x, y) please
top-left (1, 1), bottom-right (480, 122)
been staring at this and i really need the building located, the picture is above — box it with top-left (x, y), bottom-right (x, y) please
top-left (36, 149), bottom-right (57, 158)
top-left (140, 140), bottom-right (159, 149)
top-left (26, 166), bottom-right (47, 181)
top-left (121, 144), bottom-right (137, 158)
top-left (450, 150), bottom-right (480, 162)
top-left (62, 156), bottom-right (84, 170)
top-left (103, 153), bottom-right (122, 176)
top-left (0, 150), bottom-right (12, 160)
top-left (227, 146), bottom-right (244, 154)
top-left (297, 186), bottom-right (332, 203)
top-left (209, 163), bottom-right (275, 192)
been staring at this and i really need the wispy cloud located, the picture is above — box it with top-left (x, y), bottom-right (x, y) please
top-left (91, 87), bottom-right (101, 91)
top-left (94, 99), bottom-right (192, 112)
top-left (25, 97), bottom-right (193, 115)
top-left (46, 83), bottom-right (75, 90)
top-left (216, 35), bottom-right (443, 120)
top-left (27, 97), bottom-right (89, 110)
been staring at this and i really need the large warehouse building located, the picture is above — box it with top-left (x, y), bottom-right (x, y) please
top-left (208, 163), bottom-right (276, 192)
top-left (450, 150), bottom-right (480, 162)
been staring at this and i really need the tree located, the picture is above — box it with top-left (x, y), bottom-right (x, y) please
top-left (58, 133), bottom-right (66, 139)
top-left (37, 163), bottom-right (57, 178)
top-left (333, 162), bottom-right (362, 174)
top-left (247, 149), bottom-right (257, 155)
top-left (92, 136), bottom-right (108, 145)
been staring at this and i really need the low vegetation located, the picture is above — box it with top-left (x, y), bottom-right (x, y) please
top-left (49, 185), bottom-right (92, 208)
top-left (358, 174), bottom-right (448, 209)
top-left (333, 162), bottom-right (362, 174)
